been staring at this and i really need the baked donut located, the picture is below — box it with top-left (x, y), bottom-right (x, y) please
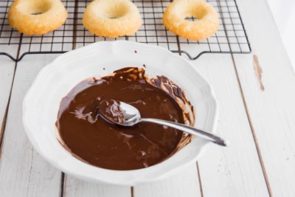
top-left (83, 0), bottom-right (142, 38)
top-left (8, 0), bottom-right (67, 35)
top-left (163, 0), bottom-right (219, 41)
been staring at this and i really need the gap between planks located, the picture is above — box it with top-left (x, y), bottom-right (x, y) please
top-left (60, 173), bottom-right (65, 197)
top-left (196, 163), bottom-right (204, 197)
top-left (131, 187), bottom-right (134, 197)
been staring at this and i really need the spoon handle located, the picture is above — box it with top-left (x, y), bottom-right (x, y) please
top-left (140, 118), bottom-right (227, 146)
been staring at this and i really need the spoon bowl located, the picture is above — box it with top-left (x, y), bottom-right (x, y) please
top-left (99, 99), bottom-right (141, 126)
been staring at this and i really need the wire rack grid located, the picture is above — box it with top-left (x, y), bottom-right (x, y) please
top-left (0, 0), bottom-right (251, 62)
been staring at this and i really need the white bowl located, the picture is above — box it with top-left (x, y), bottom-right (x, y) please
top-left (23, 41), bottom-right (218, 185)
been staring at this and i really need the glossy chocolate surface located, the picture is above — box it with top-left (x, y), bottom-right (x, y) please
top-left (56, 67), bottom-right (192, 170)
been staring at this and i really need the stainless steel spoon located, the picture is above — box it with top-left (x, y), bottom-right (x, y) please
top-left (99, 99), bottom-right (227, 147)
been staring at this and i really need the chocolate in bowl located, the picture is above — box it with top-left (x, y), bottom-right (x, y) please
top-left (56, 67), bottom-right (195, 170)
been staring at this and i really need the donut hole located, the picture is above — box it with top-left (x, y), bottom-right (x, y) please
top-left (184, 5), bottom-right (208, 21)
top-left (20, 0), bottom-right (52, 15)
top-left (185, 16), bottom-right (197, 21)
top-left (105, 3), bottom-right (129, 19)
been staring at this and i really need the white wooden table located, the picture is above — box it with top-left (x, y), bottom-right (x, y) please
top-left (1, 0), bottom-right (295, 196)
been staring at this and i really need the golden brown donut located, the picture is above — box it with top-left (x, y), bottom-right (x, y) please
top-left (163, 0), bottom-right (219, 40)
top-left (83, 0), bottom-right (142, 38)
top-left (8, 0), bottom-right (67, 35)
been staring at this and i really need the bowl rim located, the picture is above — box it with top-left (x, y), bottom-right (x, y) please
top-left (22, 40), bottom-right (219, 185)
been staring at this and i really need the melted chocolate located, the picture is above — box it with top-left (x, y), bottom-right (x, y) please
top-left (56, 67), bottom-right (192, 170)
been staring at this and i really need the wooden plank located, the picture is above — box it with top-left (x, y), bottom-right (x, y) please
top-left (0, 57), bottom-right (15, 140)
top-left (0, 55), bottom-right (62, 197)
top-left (192, 55), bottom-right (269, 196)
top-left (134, 164), bottom-right (201, 197)
top-left (234, 0), bottom-right (295, 195)
top-left (234, 53), bottom-right (295, 197)
top-left (64, 175), bottom-right (131, 197)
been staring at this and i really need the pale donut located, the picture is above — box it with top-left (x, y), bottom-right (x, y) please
top-left (163, 0), bottom-right (219, 40)
top-left (8, 0), bottom-right (67, 35)
top-left (83, 0), bottom-right (142, 38)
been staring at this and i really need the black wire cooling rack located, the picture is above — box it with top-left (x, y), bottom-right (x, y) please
top-left (0, 0), bottom-right (251, 62)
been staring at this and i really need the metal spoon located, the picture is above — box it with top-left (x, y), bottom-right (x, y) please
top-left (99, 99), bottom-right (227, 147)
